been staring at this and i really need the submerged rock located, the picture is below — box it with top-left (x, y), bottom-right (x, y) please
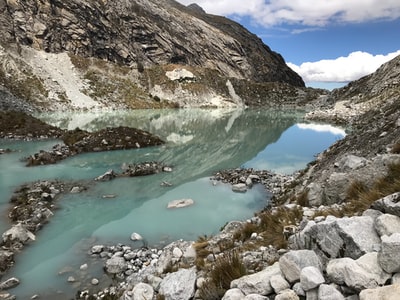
top-left (167, 199), bottom-right (194, 209)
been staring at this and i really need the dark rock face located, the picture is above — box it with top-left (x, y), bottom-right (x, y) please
top-left (0, 0), bottom-right (304, 87)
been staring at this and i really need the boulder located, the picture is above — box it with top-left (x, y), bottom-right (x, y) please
top-left (131, 283), bottom-right (154, 300)
top-left (279, 250), bottom-right (322, 283)
top-left (130, 232), bottom-right (143, 241)
top-left (222, 288), bottom-right (245, 300)
top-left (0, 277), bottom-right (20, 290)
top-left (335, 155), bottom-right (367, 171)
top-left (359, 284), bottom-right (400, 300)
top-left (289, 215), bottom-right (381, 263)
top-left (374, 214), bottom-right (400, 236)
top-left (378, 233), bottom-right (400, 273)
top-left (318, 284), bottom-right (345, 300)
top-left (2, 223), bottom-right (35, 244)
top-left (270, 274), bottom-right (290, 294)
top-left (327, 252), bottom-right (391, 291)
top-left (371, 192), bottom-right (400, 216)
top-left (244, 295), bottom-right (268, 300)
top-left (95, 169), bottom-right (116, 181)
top-left (230, 262), bottom-right (281, 295)
top-left (275, 289), bottom-right (299, 300)
top-left (167, 199), bottom-right (194, 209)
top-left (232, 183), bottom-right (247, 193)
top-left (300, 266), bottom-right (325, 291)
top-left (105, 256), bottom-right (128, 274)
top-left (165, 68), bottom-right (195, 82)
top-left (159, 268), bottom-right (196, 300)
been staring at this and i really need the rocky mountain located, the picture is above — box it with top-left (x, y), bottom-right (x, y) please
top-left (0, 0), bottom-right (311, 111)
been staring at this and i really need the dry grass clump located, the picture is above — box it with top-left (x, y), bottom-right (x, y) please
top-left (198, 251), bottom-right (246, 300)
top-left (257, 207), bottom-right (303, 249)
top-left (343, 162), bottom-right (400, 214)
top-left (193, 235), bottom-right (211, 270)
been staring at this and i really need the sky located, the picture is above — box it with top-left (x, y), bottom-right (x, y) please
top-left (176, 0), bottom-right (400, 89)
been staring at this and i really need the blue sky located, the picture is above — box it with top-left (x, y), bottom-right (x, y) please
top-left (177, 0), bottom-right (400, 89)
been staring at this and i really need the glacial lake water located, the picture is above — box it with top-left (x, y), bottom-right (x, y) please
top-left (0, 108), bottom-right (345, 299)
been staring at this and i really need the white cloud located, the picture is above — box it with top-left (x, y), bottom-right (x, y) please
top-left (296, 123), bottom-right (346, 136)
top-left (287, 50), bottom-right (400, 82)
top-left (177, 0), bottom-right (400, 26)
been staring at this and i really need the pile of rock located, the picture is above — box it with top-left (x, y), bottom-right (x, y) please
top-left (212, 168), bottom-right (296, 194)
top-left (220, 192), bottom-right (400, 300)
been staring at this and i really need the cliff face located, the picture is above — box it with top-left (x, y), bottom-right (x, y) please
top-left (0, 0), bottom-right (303, 87)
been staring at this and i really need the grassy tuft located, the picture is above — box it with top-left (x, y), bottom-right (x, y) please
top-left (199, 251), bottom-right (246, 300)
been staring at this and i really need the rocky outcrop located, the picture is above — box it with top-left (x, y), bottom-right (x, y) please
top-left (0, 0), bottom-right (303, 87)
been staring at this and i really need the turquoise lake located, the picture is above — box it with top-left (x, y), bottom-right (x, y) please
top-left (0, 108), bottom-right (345, 299)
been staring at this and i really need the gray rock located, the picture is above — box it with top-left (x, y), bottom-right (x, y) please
top-left (165, 68), bottom-right (195, 82)
top-left (306, 182), bottom-right (323, 206)
top-left (167, 199), bottom-right (194, 208)
top-left (279, 250), bottom-right (322, 283)
top-left (105, 256), bottom-right (128, 274)
top-left (131, 283), bottom-right (154, 300)
top-left (300, 266), bottom-right (325, 291)
top-left (327, 252), bottom-right (391, 291)
top-left (91, 245), bottom-right (104, 254)
top-left (306, 288), bottom-right (318, 300)
top-left (359, 284), bottom-right (400, 300)
top-left (159, 268), bottom-right (196, 300)
top-left (230, 262), bottom-right (281, 295)
top-left (290, 215), bottom-right (381, 263)
top-left (130, 232), bottom-right (143, 241)
top-left (232, 183), bottom-right (247, 193)
top-left (374, 214), bottom-right (400, 236)
top-left (318, 284), bottom-right (345, 300)
top-left (270, 274), bottom-right (290, 294)
top-left (292, 282), bottom-right (305, 297)
top-left (336, 155), bottom-right (367, 171)
top-left (371, 192), bottom-right (400, 216)
top-left (0, 277), bottom-right (20, 290)
top-left (391, 272), bottom-right (400, 284)
top-left (378, 233), bottom-right (400, 273)
top-left (222, 288), bottom-right (245, 300)
top-left (95, 169), bottom-right (116, 181)
top-left (2, 223), bottom-right (35, 244)
top-left (275, 289), bottom-right (299, 300)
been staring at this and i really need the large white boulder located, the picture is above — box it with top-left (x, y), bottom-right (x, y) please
top-left (230, 262), bottom-right (281, 295)
top-left (279, 250), bottom-right (322, 284)
top-left (159, 268), bottom-right (196, 300)
top-left (378, 233), bottom-right (400, 273)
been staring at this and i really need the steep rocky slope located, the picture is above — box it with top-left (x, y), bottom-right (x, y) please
top-left (0, 0), bottom-right (313, 111)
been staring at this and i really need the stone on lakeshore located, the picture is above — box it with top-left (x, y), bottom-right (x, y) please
top-left (105, 256), bottom-right (128, 274)
top-left (300, 266), bottom-right (325, 291)
top-left (167, 198), bottom-right (194, 209)
top-left (0, 277), bottom-right (20, 290)
top-left (70, 186), bottom-right (81, 193)
top-left (327, 252), bottom-right (391, 291)
top-left (95, 169), bottom-right (116, 181)
top-left (270, 274), bottom-right (290, 294)
top-left (222, 288), bottom-right (245, 300)
top-left (91, 245), bottom-right (104, 254)
top-left (232, 183), bottom-right (247, 193)
top-left (230, 262), bottom-right (281, 295)
top-left (130, 232), bottom-right (143, 241)
top-left (318, 284), bottom-right (345, 300)
top-left (279, 250), bottom-right (322, 284)
top-left (371, 192), bottom-right (400, 216)
top-left (79, 263), bottom-right (88, 270)
top-left (375, 214), bottom-right (400, 237)
top-left (2, 223), bottom-right (35, 244)
top-left (359, 284), bottom-right (400, 300)
top-left (159, 268), bottom-right (196, 300)
top-left (292, 282), bottom-right (305, 297)
top-left (91, 278), bottom-right (99, 285)
top-left (131, 283), bottom-right (154, 300)
top-left (378, 233), bottom-right (400, 273)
